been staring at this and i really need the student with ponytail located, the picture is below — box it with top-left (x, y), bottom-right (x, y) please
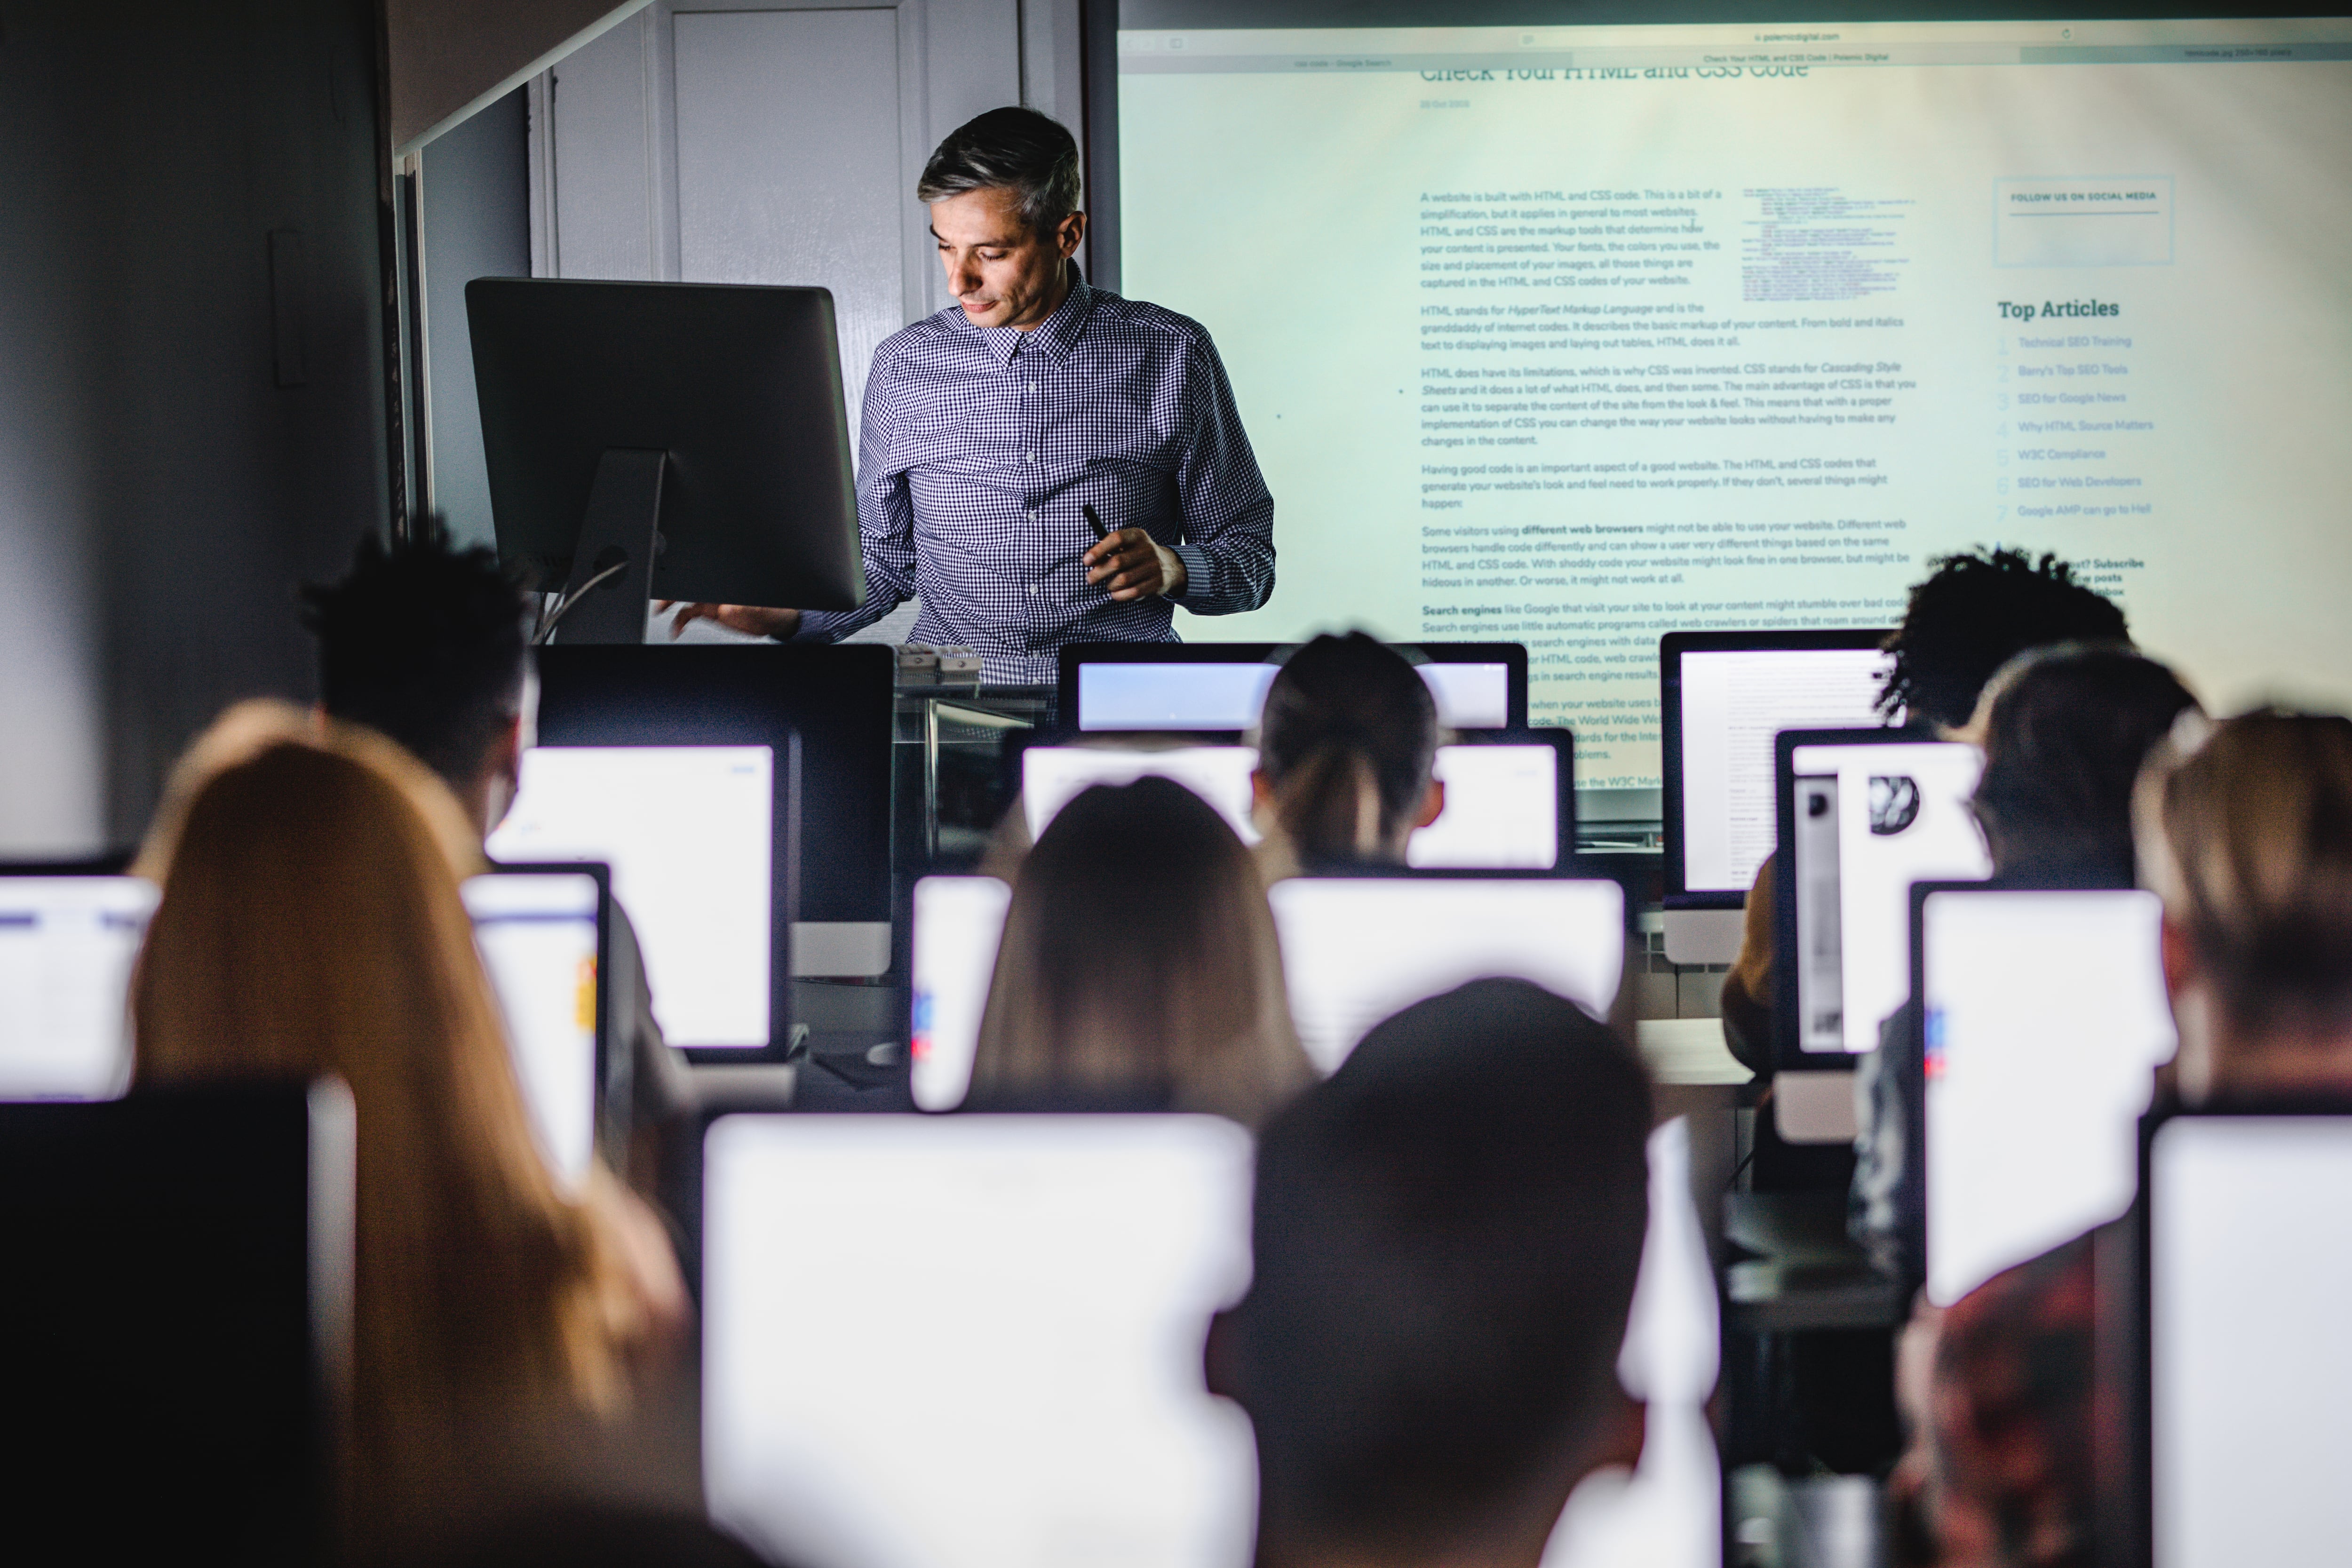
top-left (1251, 633), bottom-right (1446, 876)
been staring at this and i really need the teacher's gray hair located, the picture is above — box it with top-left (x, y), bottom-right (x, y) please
top-left (917, 106), bottom-right (1083, 235)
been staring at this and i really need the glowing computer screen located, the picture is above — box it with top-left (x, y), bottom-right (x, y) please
top-left (1076, 659), bottom-right (1511, 731)
top-left (0, 876), bottom-right (157, 1101)
top-left (488, 746), bottom-right (772, 1048)
top-left (463, 871), bottom-right (602, 1187)
top-left (1922, 888), bottom-right (2174, 1306)
top-left (909, 875), bottom-right (1012, 1114)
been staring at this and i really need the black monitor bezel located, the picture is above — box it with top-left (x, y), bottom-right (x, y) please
top-left (471, 859), bottom-right (617, 1172)
top-left (1055, 640), bottom-right (1529, 733)
top-left (1770, 726), bottom-right (1975, 1072)
top-left (1661, 629), bottom-right (1895, 914)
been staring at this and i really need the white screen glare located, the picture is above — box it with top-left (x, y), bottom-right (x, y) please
top-left (703, 1115), bottom-right (1258, 1568)
top-left (488, 746), bottom-right (773, 1048)
top-left (1789, 740), bottom-right (1988, 1051)
top-left (1077, 660), bottom-right (1510, 730)
top-left (2153, 1117), bottom-right (2352, 1568)
top-left (1268, 877), bottom-right (1624, 1070)
top-left (464, 872), bottom-right (602, 1188)
top-left (1021, 742), bottom-right (1560, 868)
top-left (910, 875), bottom-right (1013, 1113)
top-left (0, 876), bottom-right (157, 1101)
top-left (1922, 890), bottom-right (2175, 1307)
top-left (1679, 648), bottom-right (1892, 894)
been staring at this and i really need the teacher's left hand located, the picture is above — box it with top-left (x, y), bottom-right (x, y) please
top-left (1084, 527), bottom-right (1187, 601)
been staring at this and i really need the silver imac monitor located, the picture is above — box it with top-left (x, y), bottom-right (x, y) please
top-left (0, 870), bottom-right (158, 1101)
top-left (1267, 876), bottom-right (1625, 1073)
top-left (488, 744), bottom-right (776, 1052)
top-left (1918, 887), bottom-right (2174, 1307)
top-left (2149, 1110), bottom-right (2352, 1568)
top-left (703, 1114), bottom-right (1259, 1568)
top-left (1020, 735), bottom-right (1568, 870)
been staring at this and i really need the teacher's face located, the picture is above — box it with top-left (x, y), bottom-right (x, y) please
top-left (930, 186), bottom-right (1085, 330)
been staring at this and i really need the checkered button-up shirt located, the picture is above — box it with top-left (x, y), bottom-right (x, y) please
top-left (794, 277), bottom-right (1276, 682)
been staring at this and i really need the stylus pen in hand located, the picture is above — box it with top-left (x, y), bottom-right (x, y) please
top-left (1083, 503), bottom-right (1112, 542)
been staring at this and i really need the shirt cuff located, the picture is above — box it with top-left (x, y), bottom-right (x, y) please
top-left (1169, 544), bottom-right (1213, 604)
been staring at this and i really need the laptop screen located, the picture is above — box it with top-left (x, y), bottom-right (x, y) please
top-left (1921, 888), bottom-right (2174, 1306)
top-left (489, 745), bottom-right (773, 1048)
top-left (0, 875), bottom-right (158, 1101)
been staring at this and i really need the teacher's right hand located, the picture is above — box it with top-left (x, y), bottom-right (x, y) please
top-left (657, 603), bottom-right (802, 641)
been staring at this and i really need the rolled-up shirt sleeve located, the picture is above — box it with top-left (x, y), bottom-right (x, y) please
top-left (1166, 336), bottom-right (1275, 616)
top-left (795, 349), bottom-right (915, 642)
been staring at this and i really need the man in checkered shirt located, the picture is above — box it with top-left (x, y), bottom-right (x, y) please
top-left (666, 107), bottom-right (1275, 681)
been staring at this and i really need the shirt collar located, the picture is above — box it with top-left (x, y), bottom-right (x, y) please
top-left (973, 264), bottom-right (1093, 368)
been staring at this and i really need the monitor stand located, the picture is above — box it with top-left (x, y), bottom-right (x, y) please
top-left (1662, 907), bottom-right (1745, 966)
top-left (548, 447), bottom-right (667, 644)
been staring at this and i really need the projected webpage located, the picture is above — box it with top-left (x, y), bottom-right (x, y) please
top-left (1922, 889), bottom-right (2175, 1307)
top-left (1679, 646), bottom-right (1891, 893)
top-left (489, 747), bottom-right (772, 1048)
top-left (463, 872), bottom-right (602, 1188)
top-left (1022, 742), bottom-right (1559, 867)
top-left (2152, 1116), bottom-right (2352, 1568)
top-left (1788, 739), bottom-right (1987, 1052)
top-left (703, 1115), bottom-right (1259, 1568)
top-left (0, 876), bottom-right (158, 1101)
top-left (1078, 659), bottom-right (1510, 731)
top-left (1120, 15), bottom-right (2352, 785)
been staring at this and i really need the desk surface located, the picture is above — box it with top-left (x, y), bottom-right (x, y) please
top-left (1637, 1017), bottom-right (1754, 1087)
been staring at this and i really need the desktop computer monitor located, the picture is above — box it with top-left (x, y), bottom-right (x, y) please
top-left (702, 1114), bottom-right (1259, 1568)
top-left (0, 1083), bottom-right (353, 1563)
top-left (1058, 642), bottom-right (1527, 731)
top-left (1916, 886), bottom-right (2175, 1308)
top-left (1658, 630), bottom-right (1894, 962)
top-left (1018, 731), bottom-right (1573, 869)
top-left (467, 278), bottom-right (864, 633)
top-left (0, 866), bottom-right (157, 1101)
top-left (463, 865), bottom-right (609, 1189)
top-left (1267, 875), bottom-right (1626, 1072)
top-left (533, 644), bottom-right (892, 979)
top-left (2147, 1109), bottom-right (2352, 1568)
top-left (911, 871), bottom-right (1625, 1103)
top-left (1773, 730), bottom-right (1988, 1066)
top-left (489, 743), bottom-right (783, 1055)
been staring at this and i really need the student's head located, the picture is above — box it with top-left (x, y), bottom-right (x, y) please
top-left (1968, 643), bottom-right (2200, 885)
top-left (131, 703), bottom-right (649, 1522)
top-left (971, 776), bottom-right (1312, 1124)
top-left (1212, 979), bottom-right (1652, 1565)
top-left (2137, 710), bottom-right (2352, 1101)
top-left (1877, 548), bottom-right (2130, 733)
top-left (918, 106), bottom-right (1085, 330)
top-left (1254, 633), bottom-right (1444, 868)
top-left (302, 531), bottom-right (533, 839)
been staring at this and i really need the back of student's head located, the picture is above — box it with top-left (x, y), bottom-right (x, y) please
top-left (302, 531), bottom-right (531, 793)
top-left (1255, 632), bottom-right (1439, 866)
top-left (1969, 643), bottom-right (2199, 885)
top-left (2138, 710), bottom-right (2352, 1052)
top-left (1878, 548), bottom-right (2130, 730)
top-left (971, 775), bottom-right (1311, 1124)
top-left (1229, 979), bottom-right (1651, 1558)
top-left (130, 702), bottom-right (646, 1531)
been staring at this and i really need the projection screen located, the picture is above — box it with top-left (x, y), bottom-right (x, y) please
top-left (1103, 6), bottom-right (2352, 791)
